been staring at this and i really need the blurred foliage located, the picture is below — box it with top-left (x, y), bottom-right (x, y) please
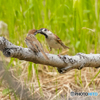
top-left (0, 0), bottom-right (100, 54)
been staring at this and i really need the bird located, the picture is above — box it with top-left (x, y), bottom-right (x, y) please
top-left (25, 29), bottom-right (49, 60)
top-left (37, 28), bottom-right (70, 52)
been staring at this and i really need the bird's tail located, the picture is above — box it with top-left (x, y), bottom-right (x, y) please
top-left (61, 43), bottom-right (70, 49)
top-left (41, 51), bottom-right (49, 60)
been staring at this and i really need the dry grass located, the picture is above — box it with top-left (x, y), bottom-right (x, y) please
top-left (0, 87), bottom-right (16, 100)
top-left (1, 57), bottom-right (100, 100)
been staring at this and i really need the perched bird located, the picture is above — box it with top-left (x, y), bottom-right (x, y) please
top-left (25, 29), bottom-right (49, 60)
top-left (37, 28), bottom-right (70, 51)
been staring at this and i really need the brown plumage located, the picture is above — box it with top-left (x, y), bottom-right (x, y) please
top-left (54, 34), bottom-right (70, 49)
top-left (25, 29), bottom-right (49, 60)
top-left (37, 28), bottom-right (70, 51)
top-left (28, 29), bottom-right (37, 35)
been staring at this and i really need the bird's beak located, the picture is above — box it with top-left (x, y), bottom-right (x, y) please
top-left (34, 31), bottom-right (38, 35)
top-left (37, 29), bottom-right (48, 38)
top-left (37, 29), bottom-right (42, 33)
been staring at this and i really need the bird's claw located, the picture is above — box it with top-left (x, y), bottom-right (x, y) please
top-left (57, 68), bottom-right (66, 74)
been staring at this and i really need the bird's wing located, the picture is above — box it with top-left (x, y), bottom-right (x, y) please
top-left (25, 35), bottom-right (39, 52)
top-left (54, 34), bottom-right (70, 49)
top-left (26, 34), bottom-right (49, 60)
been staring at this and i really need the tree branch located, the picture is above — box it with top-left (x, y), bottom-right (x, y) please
top-left (0, 37), bottom-right (100, 73)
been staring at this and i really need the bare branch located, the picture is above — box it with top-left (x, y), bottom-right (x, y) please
top-left (0, 37), bottom-right (100, 73)
top-left (0, 37), bottom-right (65, 67)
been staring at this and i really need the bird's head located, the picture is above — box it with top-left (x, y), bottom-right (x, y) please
top-left (37, 28), bottom-right (52, 38)
top-left (28, 29), bottom-right (38, 35)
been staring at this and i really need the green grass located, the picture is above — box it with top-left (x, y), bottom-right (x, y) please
top-left (0, 0), bottom-right (97, 50)
top-left (0, 0), bottom-right (100, 54)
top-left (34, 64), bottom-right (43, 95)
top-left (0, 0), bottom-right (100, 99)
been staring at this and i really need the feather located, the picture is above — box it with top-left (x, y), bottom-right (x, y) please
top-left (54, 34), bottom-right (70, 49)
top-left (25, 33), bottom-right (49, 60)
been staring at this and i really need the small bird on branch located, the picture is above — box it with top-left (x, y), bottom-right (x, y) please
top-left (25, 29), bottom-right (49, 60)
top-left (37, 28), bottom-right (70, 52)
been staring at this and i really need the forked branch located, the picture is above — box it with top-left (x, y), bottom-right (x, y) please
top-left (0, 37), bottom-right (100, 73)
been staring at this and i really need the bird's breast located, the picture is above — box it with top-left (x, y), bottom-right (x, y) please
top-left (46, 38), bottom-right (62, 49)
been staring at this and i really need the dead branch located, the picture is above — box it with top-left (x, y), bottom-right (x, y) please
top-left (0, 37), bottom-right (100, 73)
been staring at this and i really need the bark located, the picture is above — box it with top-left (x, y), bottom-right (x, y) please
top-left (0, 37), bottom-right (100, 73)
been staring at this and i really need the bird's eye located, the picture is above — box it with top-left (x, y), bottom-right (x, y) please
top-left (44, 29), bottom-right (47, 31)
